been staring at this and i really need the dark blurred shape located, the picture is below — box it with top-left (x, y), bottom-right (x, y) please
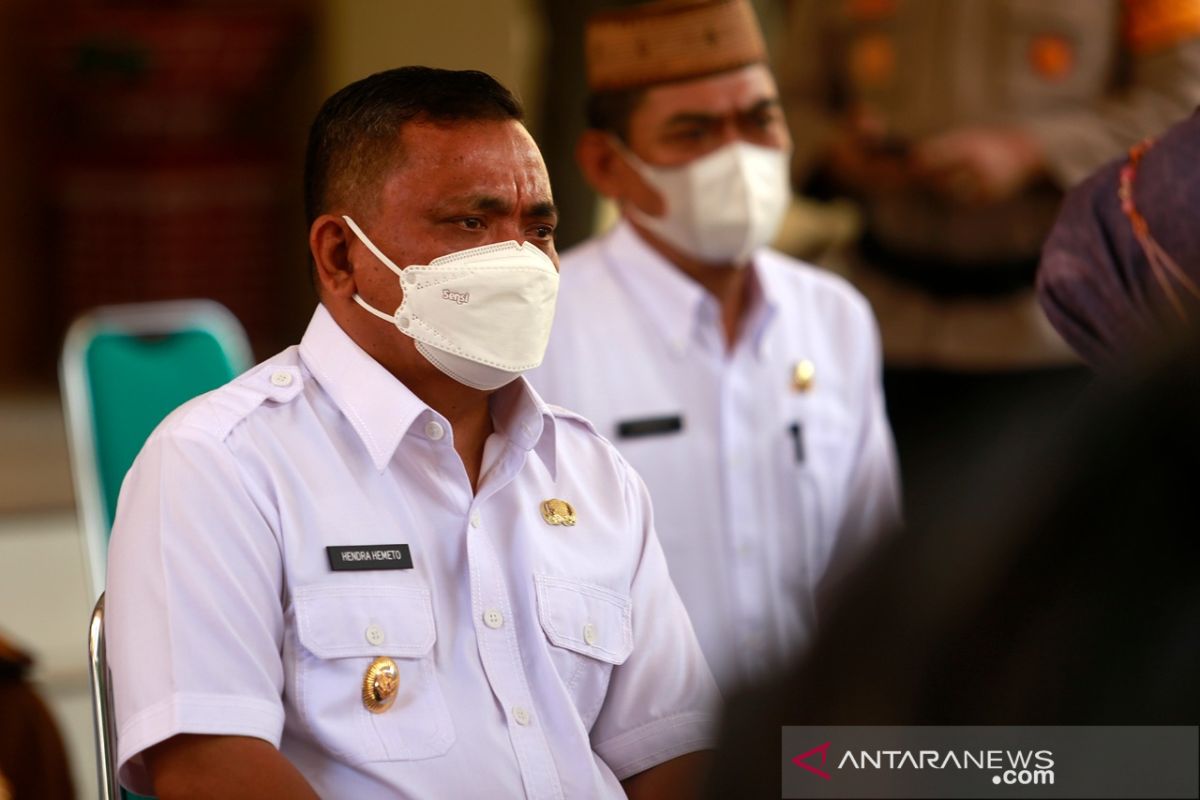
top-left (24, 2), bottom-right (317, 378)
top-left (705, 334), bottom-right (1200, 798)
top-left (0, 633), bottom-right (75, 799)
top-left (1039, 110), bottom-right (1200, 369)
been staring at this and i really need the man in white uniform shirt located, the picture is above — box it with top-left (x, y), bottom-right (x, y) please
top-left (528, 0), bottom-right (901, 693)
top-left (105, 67), bottom-right (717, 799)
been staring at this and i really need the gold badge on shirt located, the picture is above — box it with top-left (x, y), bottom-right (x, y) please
top-left (541, 498), bottom-right (577, 526)
top-left (363, 656), bottom-right (399, 713)
top-left (792, 359), bottom-right (816, 392)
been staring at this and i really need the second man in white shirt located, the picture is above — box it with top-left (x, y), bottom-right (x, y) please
top-left (529, 0), bottom-right (902, 693)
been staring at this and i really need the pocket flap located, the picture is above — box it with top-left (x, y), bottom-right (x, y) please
top-left (534, 575), bottom-right (633, 665)
top-left (294, 585), bottom-right (435, 659)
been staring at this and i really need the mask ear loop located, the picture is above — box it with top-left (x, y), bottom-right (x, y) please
top-left (342, 215), bottom-right (408, 323)
top-left (342, 215), bottom-right (405, 279)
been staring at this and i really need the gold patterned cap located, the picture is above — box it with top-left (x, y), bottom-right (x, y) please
top-left (586, 0), bottom-right (768, 92)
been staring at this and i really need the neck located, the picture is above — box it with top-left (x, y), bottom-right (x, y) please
top-left (628, 218), bottom-right (753, 351)
top-left (407, 374), bottom-right (494, 492)
top-left (327, 299), bottom-right (496, 490)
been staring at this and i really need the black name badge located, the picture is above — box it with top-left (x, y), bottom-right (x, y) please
top-left (327, 544), bottom-right (413, 572)
top-left (617, 415), bottom-right (684, 439)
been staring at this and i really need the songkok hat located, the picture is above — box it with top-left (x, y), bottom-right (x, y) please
top-left (585, 0), bottom-right (767, 92)
top-left (1037, 110), bottom-right (1200, 369)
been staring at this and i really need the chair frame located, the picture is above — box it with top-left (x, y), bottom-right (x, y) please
top-left (60, 299), bottom-right (252, 604)
top-left (89, 592), bottom-right (119, 800)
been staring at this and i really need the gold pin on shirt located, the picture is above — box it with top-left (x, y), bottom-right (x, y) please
top-left (363, 656), bottom-right (399, 713)
top-left (541, 498), bottom-right (577, 526)
top-left (792, 359), bottom-right (815, 392)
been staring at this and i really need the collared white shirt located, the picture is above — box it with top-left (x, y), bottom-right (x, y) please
top-left (107, 304), bottom-right (717, 799)
top-left (528, 221), bottom-right (901, 692)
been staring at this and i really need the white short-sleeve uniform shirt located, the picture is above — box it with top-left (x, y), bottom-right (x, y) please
top-left (106, 304), bottom-right (718, 799)
top-left (528, 221), bottom-right (901, 693)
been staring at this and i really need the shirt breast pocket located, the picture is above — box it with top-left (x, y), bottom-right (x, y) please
top-left (534, 575), bottom-right (633, 729)
top-left (784, 402), bottom-right (856, 583)
top-left (292, 585), bottom-right (455, 763)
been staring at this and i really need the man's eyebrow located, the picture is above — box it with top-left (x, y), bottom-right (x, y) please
top-left (431, 194), bottom-right (513, 216)
top-left (741, 97), bottom-right (782, 114)
top-left (430, 195), bottom-right (557, 221)
top-left (527, 200), bottom-right (558, 220)
top-left (663, 98), bottom-right (782, 127)
top-left (663, 111), bottom-right (722, 128)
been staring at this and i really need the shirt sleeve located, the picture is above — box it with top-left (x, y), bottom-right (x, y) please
top-left (106, 422), bottom-right (286, 796)
top-left (1035, 161), bottom-right (1164, 368)
top-left (589, 461), bottom-right (721, 780)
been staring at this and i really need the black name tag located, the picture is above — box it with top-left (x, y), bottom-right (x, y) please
top-left (617, 415), bottom-right (684, 439)
top-left (327, 544), bottom-right (413, 571)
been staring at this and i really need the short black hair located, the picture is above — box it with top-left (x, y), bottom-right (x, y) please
top-left (585, 87), bottom-right (647, 142)
top-left (304, 66), bottom-right (524, 226)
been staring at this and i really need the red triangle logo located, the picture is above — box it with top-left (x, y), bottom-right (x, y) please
top-left (791, 741), bottom-right (832, 780)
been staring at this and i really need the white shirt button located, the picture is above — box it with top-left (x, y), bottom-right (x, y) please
top-left (483, 609), bottom-right (504, 629)
top-left (365, 624), bottom-right (385, 645)
top-left (469, 512), bottom-right (482, 529)
top-left (583, 623), bottom-right (597, 646)
top-left (512, 706), bottom-right (531, 726)
top-left (424, 420), bottom-right (445, 441)
top-left (270, 370), bottom-right (292, 387)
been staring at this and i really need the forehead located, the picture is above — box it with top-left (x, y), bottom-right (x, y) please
top-left (381, 119), bottom-right (551, 205)
top-left (633, 63), bottom-right (778, 126)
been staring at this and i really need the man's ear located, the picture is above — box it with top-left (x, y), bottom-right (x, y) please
top-left (576, 130), bottom-right (665, 217)
top-left (309, 215), bottom-right (357, 299)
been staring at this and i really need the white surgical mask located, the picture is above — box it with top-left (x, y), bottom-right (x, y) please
top-left (344, 215), bottom-right (559, 391)
top-left (618, 139), bottom-right (791, 267)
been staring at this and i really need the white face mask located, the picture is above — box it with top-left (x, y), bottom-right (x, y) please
top-left (618, 139), bottom-right (791, 267)
top-left (343, 215), bottom-right (559, 391)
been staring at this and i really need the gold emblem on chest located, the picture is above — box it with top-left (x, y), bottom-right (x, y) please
top-left (540, 498), bottom-right (577, 526)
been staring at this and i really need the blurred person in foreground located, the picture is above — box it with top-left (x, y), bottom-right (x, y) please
top-left (1039, 109), bottom-right (1200, 369)
top-left (0, 633), bottom-right (74, 799)
top-left (528, 0), bottom-right (901, 696)
top-left (779, 0), bottom-right (1200, 512)
top-left (704, 328), bottom-right (1200, 798)
top-left (105, 67), bottom-right (717, 799)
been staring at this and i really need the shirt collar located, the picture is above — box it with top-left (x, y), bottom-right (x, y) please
top-left (601, 218), bottom-right (779, 359)
top-left (490, 376), bottom-right (558, 479)
top-left (299, 305), bottom-right (557, 475)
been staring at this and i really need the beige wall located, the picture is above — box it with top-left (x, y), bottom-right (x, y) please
top-left (320, 0), bottom-right (546, 127)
